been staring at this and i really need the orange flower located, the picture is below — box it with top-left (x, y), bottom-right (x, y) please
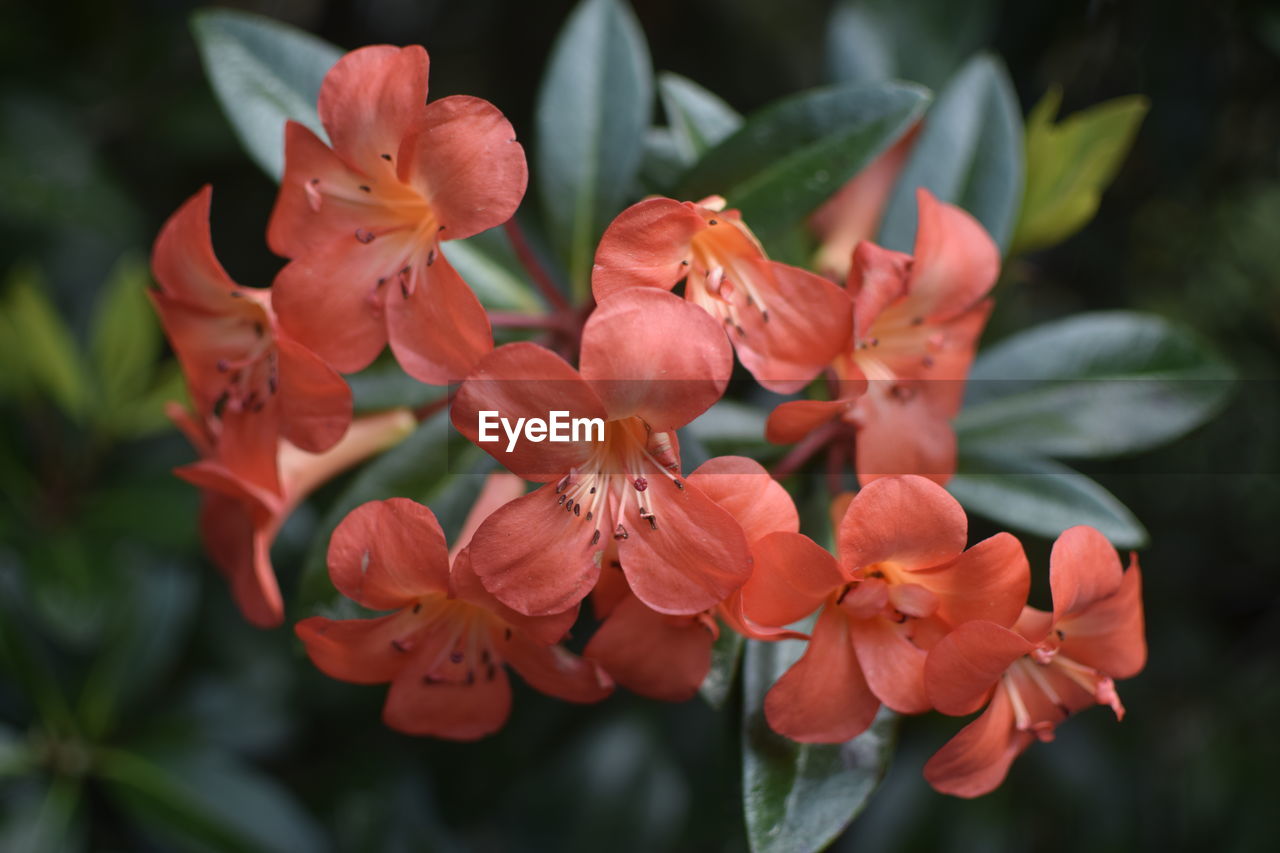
top-left (171, 405), bottom-right (415, 627)
top-left (151, 185), bottom-right (352, 466)
top-left (296, 475), bottom-right (613, 740)
top-left (268, 45), bottom-right (527, 383)
top-left (767, 189), bottom-right (999, 485)
top-left (584, 456), bottom-right (803, 701)
top-left (592, 196), bottom-right (851, 393)
top-left (741, 476), bottom-right (1029, 742)
top-left (923, 526), bottom-right (1146, 797)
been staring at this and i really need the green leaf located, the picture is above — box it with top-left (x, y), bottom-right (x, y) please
top-left (346, 360), bottom-right (447, 414)
top-left (958, 311), bottom-right (1234, 458)
top-left (826, 0), bottom-right (996, 91)
top-left (190, 9), bottom-right (340, 180)
top-left (657, 72), bottom-right (742, 164)
top-left (699, 622), bottom-right (745, 709)
top-left (680, 399), bottom-right (770, 451)
top-left (2, 265), bottom-right (88, 419)
top-left (535, 0), bottom-right (653, 297)
top-left (742, 636), bottom-right (896, 853)
top-left (0, 724), bottom-right (33, 779)
top-left (0, 776), bottom-right (84, 853)
top-left (297, 411), bottom-right (481, 608)
top-left (90, 253), bottom-right (160, 413)
top-left (878, 54), bottom-right (1024, 253)
top-left (639, 128), bottom-right (687, 194)
top-left (679, 81), bottom-right (929, 245)
top-left (99, 747), bottom-right (327, 853)
top-left (104, 361), bottom-right (188, 438)
top-left (949, 451), bottom-right (1148, 548)
top-left (1013, 89), bottom-right (1149, 253)
top-left (444, 229), bottom-right (543, 313)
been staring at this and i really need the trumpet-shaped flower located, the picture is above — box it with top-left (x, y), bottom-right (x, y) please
top-left (742, 475), bottom-right (1029, 742)
top-left (171, 405), bottom-right (415, 627)
top-left (923, 526), bottom-right (1146, 797)
top-left (151, 186), bottom-right (352, 466)
top-left (766, 190), bottom-right (999, 485)
top-left (296, 476), bottom-right (613, 740)
top-left (268, 45), bottom-right (527, 383)
top-left (452, 288), bottom-right (752, 618)
top-left (584, 456), bottom-right (801, 701)
top-left (592, 196), bottom-right (851, 393)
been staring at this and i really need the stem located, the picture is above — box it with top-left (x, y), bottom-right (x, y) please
top-left (413, 393), bottom-right (452, 423)
top-left (771, 420), bottom-right (842, 479)
top-left (504, 218), bottom-right (569, 312)
top-left (825, 440), bottom-right (847, 496)
top-left (489, 311), bottom-right (564, 331)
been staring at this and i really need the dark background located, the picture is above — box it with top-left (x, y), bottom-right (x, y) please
top-left (2, 0), bottom-right (1278, 850)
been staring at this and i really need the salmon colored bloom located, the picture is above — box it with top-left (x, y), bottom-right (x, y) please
top-left (451, 288), bottom-right (751, 618)
top-left (295, 476), bottom-right (613, 740)
top-left (923, 526), bottom-right (1146, 798)
top-left (171, 405), bottom-right (416, 627)
top-left (767, 189), bottom-right (999, 486)
top-left (268, 45), bottom-right (527, 383)
top-left (809, 125), bottom-right (920, 281)
top-left (592, 195), bottom-right (851, 393)
top-left (741, 475), bottom-right (1029, 742)
top-left (584, 456), bottom-right (802, 701)
top-left (151, 186), bottom-right (352, 459)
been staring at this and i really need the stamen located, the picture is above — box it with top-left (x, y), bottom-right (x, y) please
top-left (613, 524), bottom-right (629, 540)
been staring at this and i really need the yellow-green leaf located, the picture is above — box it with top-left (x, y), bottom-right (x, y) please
top-left (91, 253), bottom-right (161, 412)
top-left (1013, 88), bottom-right (1148, 253)
top-left (1, 265), bottom-right (88, 419)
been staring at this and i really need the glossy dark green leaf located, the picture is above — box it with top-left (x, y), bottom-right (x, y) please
top-left (297, 411), bottom-right (482, 608)
top-left (949, 451), bottom-right (1148, 547)
top-left (958, 311), bottom-right (1234, 458)
top-left (699, 622), bottom-right (745, 709)
top-left (878, 54), bottom-right (1023, 253)
top-left (445, 229), bottom-right (543, 313)
top-left (742, 636), bottom-right (896, 853)
top-left (100, 747), bottom-right (327, 853)
top-left (679, 81), bottom-right (929, 244)
top-left (680, 399), bottom-right (770, 451)
top-left (535, 0), bottom-right (652, 297)
top-left (1013, 89), bottom-right (1149, 253)
top-left (658, 72), bottom-right (742, 164)
top-left (190, 9), bottom-right (340, 180)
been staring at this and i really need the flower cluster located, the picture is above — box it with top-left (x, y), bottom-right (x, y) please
top-left (152, 44), bottom-right (1146, 795)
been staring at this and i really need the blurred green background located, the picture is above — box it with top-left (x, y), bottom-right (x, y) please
top-left (2, 0), bottom-right (1278, 850)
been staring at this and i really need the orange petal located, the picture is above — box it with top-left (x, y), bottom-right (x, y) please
top-left (275, 334), bottom-right (352, 453)
top-left (295, 611), bottom-right (422, 684)
top-left (450, 548), bottom-right (578, 646)
top-left (852, 383), bottom-right (958, 486)
top-left (923, 687), bottom-right (1030, 798)
top-left (580, 288), bottom-right (732, 431)
top-left (909, 532), bottom-right (1030, 629)
top-left (617, 473), bottom-right (753, 615)
top-left (386, 253), bottom-right (493, 385)
top-left (502, 632), bottom-right (614, 703)
top-left (765, 398), bottom-right (851, 445)
top-left (764, 606), bottom-right (880, 743)
top-left (1059, 560), bottom-right (1146, 680)
top-left (925, 620), bottom-right (1034, 716)
top-left (905, 189), bottom-right (1000, 322)
top-left (328, 498), bottom-right (450, 611)
top-left (848, 241), bottom-right (912, 341)
top-left (400, 95), bottom-right (527, 241)
top-left (452, 472), bottom-right (527, 557)
top-left (271, 250), bottom-right (391, 374)
top-left (741, 531), bottom-right (843, 627)
top-left (198, 492), bottom-right (283, 629)
top-left (467, 482), bottom-right (602, 617)
top-left (592, 197), bottom-right (704, 300)
top-left (584, 594), bottom-right (711, 701)
top-left (687, 455), bottom-right (799, 540)
top-left (1050, 525), bottom-right (1125, 624)
top-left (838, 475), bottom-right (967, 572)
top-left (318, 45), bottom-right (429, 172)
top-left (382, 656), bottom-right (512, 741)
top-left (450, 342), bottom-right (604, 482)
top-left (850, 614), bottom-right (930, 713)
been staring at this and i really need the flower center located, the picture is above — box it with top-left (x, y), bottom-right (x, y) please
top-left (388, 593), bottom-right (507, 686)
top-left (684, 213), bottom-right (772, 338)
top-left (552, 417), bottom-right (683, 546)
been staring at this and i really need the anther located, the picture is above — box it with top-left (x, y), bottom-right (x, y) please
top-left (556, 475), bottom-right (569, 494)
top-left (922, 355), bottom-right (935, 368)
top-left (613, 524), bottom-right (629, 540)
top-left (673, 480), bottom-right (684, 490)
top-left (911, 316), bottom-right (924, 326)
top-left (355, 228), bottom-right (375, 244)
top-left (681, 259), bottom-right (690, 266)
top-left (591, 529), bottom-right (601, 545)
top-left (589, 486), bottom-right (596, 494)
top-left (380, 153), bottom-right (392, 161)
top-left (359, 184), bottom-right (371, 193)
top-left (640, 512), bottom-right (658, 531)
top-left (422, 675), bottom-right (440, 684)
top-left (574, 504), bottom-right (581, 516)
top-left (466, 670), bottom-right (475, 685)
top-left (449, 651), bottom-right (463, 664)
top-left (558, 494), bottom-right (567, 505)
top-left (585, 511), bottom-right (593, 521)
top-left (709, 219), bottom-right (718, 225)
top-left (481, 649), bottom-right (490, 664)
top-left (309, 178), bottom-right (319, 186)
top-left (216, 358), bottom-right (229, 372)
top-left (761, 310), bottom-right (770, 322)
top-left (426, 249), bottom-right (436, 266)
top-left (413, 603), bottom-right (422, 614)
top-left (486, 664), bottom-right (497, 681)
